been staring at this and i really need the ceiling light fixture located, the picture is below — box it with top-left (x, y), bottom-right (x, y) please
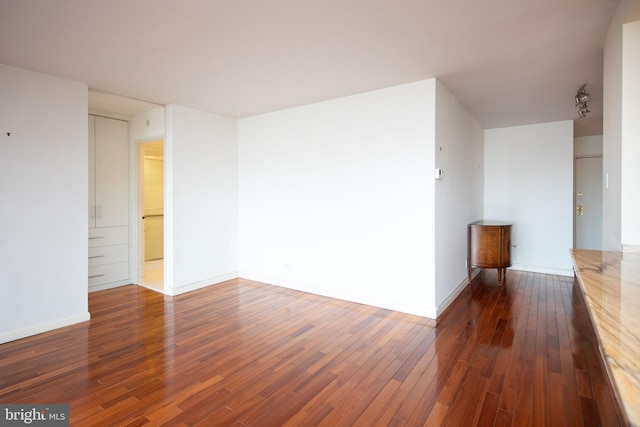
top-left (575, 84), bottom-right (590, 119)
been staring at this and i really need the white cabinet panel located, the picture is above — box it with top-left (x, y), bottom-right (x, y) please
top-left (88, 262), bottom-right (128, 287)
top-left (94, 116), bottom-right (129, 228)
top-left (88, 226), bottom-right (128, 247)
top-left (88, 115), bottom-right (96, 227)
top-left (88, 244), bottom-right (128, 267)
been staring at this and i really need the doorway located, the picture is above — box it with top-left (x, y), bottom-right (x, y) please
top-left (574, 156), bottom-right (603, 250)
top-left (140, 140), bottom-right (164, 291)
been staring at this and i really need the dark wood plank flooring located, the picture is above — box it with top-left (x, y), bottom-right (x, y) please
top-left (0, 270), bottom-right (626, 426)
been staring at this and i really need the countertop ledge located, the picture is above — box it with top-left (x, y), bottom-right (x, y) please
top-left (570, 249), bottom-right (640, 427)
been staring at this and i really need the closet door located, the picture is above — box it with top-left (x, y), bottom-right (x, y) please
top-left (88, 115), bottom-right (96, 228)
top-left (94, 116), bottom-right (129, 227)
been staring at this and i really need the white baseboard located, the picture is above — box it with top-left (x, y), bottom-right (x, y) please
top-left (509, 264), bottom-right (574, 277)
top-left (240, 271), bottom-right (436, 319)
top-left (89, 279), bottom-right (131, 293)
top-left (431, 269), bottom-right (480, 318)
top-left (623, 245), bottom-right (640, 254)
top-left (0, 312), bottom-right (91, 344)
top-left (167, 272), bottom-right (239, 296)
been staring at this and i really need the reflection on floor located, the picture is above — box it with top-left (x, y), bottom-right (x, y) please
top-left (142, 259), bottom-right (163, 292)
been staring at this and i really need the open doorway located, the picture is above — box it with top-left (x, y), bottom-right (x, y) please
top-left (140, 140), bottom-right (164, 291)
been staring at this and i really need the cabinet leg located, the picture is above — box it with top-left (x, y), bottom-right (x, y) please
top-left (468, 268), bottom-right (472, 285)
top-left (497, 268), bottom-right (502, 284)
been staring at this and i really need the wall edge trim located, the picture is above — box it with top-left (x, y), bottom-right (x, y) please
top-left (0, 312), bottom-right (91, 345)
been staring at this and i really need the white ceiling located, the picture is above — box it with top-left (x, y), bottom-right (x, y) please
top-left (0, 0), bottom-right (619, 136)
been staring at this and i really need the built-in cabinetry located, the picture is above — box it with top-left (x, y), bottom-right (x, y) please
top-left (88, 115), bottom-right (129, 290)
top-left (467, 221), bottom-right (512, 285)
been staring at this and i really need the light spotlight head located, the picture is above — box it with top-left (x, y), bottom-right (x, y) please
top-left (578, 107), bottom-right (590, 118)
top-left (575, 84), bottom-right (590, 118)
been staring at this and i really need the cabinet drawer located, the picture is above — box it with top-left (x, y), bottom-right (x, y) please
top-left (88, 262), bottom-right (128, 286)
top-left (88, 244), bottom-right (128, 267)
top-left (89, 226), bottom-right (128, 247)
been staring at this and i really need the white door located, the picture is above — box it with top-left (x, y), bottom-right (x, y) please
top-left (575, 157), bottom-right (603, 250)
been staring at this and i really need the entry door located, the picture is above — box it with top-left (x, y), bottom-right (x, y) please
top-left (575, 157), bottom-right (603, 250)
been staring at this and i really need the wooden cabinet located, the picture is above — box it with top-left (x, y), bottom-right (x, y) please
top-left (468, 221), bottom-right (512, 285)
top-left (88, 115), bottom-right (129, 290)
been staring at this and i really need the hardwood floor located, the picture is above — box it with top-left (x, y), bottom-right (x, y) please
top-left (0, 270), bottom-right (626, 426)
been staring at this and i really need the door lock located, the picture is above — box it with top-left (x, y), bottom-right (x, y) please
top-left (576, 205), bottom-right (584, 216)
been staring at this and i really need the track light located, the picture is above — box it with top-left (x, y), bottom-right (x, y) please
top-left (575, 84), bottom-right (590, 118)
top-left (578, 107), bottom-right (590, 118)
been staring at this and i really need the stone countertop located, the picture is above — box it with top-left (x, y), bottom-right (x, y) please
top-left (570, 249), bottom-right (640, 426)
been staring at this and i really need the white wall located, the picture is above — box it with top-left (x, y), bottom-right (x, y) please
top-left (574, 135), bottom-right (603, 157)
top-left (238, 80), bottom-right (437, 317)
top-left (603, 0), bottom-right (640, 251)
top-left (164, 105), bottom-right (238, 294)
top-left (0, 63), bottom-right (90, 343)
top-left (621, 20), bottom-right (640, 247)
top-left (434, 81), bottom-right (484, 311)
top-left (484, 121), bottom-right (574, 275)
top-left (132, 107), bottom-right (166, 141)
top-left (603, 0), bottom-right (626, 251)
